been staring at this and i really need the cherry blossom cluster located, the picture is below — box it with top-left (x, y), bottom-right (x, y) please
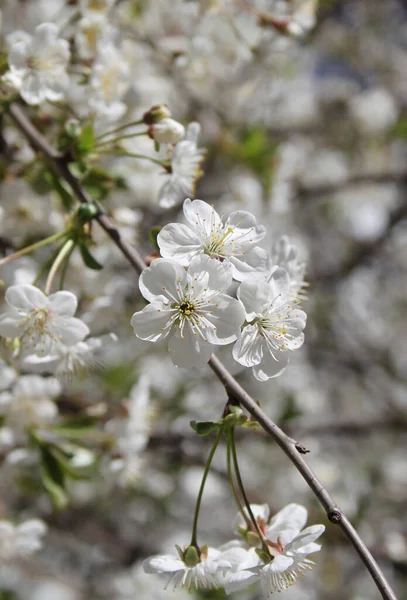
top-left (144, 502), bottom-right (324, 596)
top-left (132, 198), bottom-right (307, 380)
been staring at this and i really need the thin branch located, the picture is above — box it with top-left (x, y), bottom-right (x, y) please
top-left (8, 102), bottom-right (398, 600)
top-left (7, 104), bottom-right (147, 275)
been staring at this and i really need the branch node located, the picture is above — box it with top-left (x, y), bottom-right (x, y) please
top-left (328, 508), bottom-right (342, 524)
top-left (295, 442), bottom-right (310, 454)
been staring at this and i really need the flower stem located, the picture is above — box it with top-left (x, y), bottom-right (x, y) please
top-left (96, 149), bottom-right (166, 167)
top-left (45, 239), bottom-right (75, 295)
top-left (226, 432), bottom-right (251, 528)
top-left (94, 119), bottom-right (144, 141)
top-left (94, 131), bottom-right (148, 149)
top-left (230, 426), bottom-right (269, 553)
top-left (59, 242), bottom-right (76, 290)
top-left (190, 430), bottom-right (222, 548)
top-left (0, 230), bottom-right (69, 268)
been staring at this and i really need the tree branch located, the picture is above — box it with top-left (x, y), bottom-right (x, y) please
top-left (7, 102), bottom-right (398, 600)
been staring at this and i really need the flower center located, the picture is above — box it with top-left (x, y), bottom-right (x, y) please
top-left (179, 301), bottom-right (195, 315)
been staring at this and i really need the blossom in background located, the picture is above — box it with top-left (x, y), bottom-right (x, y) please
top-left (75, 14), bottom-right (115, 60)
top-left (270, 235), bottom-right (308, 300)
top-left (108, 375), bottom-right (153, 486)
top-left (0, 374), bottom-right (60, 431)
top-left (158, 199), bottom-right (271, 281)
top-left (131, 255), bottom-right (245, 368)
top-left (89, 43), bottom-right (131, 121)
top-left (5, 23), bottom-right (70, 105)
top-left (158, 123), bottom-right (206, 209)
top-left (223, 503), bottom-right (325, 596)
top-left (0, 519), bottom-right (47, 560)
top-left (80, 0), bottom-right (115, 15)
top-left (0, 284), bottom-right (89, 357)
top-left (144, 546), bottom-right (231, 591)
top-left (233, 269), bottom-right (306, 380)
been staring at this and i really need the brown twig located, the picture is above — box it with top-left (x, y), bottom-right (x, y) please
top-left (7, 102), bottom-right (398, 600)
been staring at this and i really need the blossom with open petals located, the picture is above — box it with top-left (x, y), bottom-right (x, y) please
top-left (144, 546), bottom-right (230, 591)
top-left (233, 269), bottom-right (306, 380)
top-left (158, 198), bottom-right (271, 281)
top-left (0, 284), bottom-right (89, 357)
top-left (158, 123), bottom-right (206, 209)
top-left (131, 255), bottom-right (245, 368)
top-left (223, 503), bottom-right (325, 597)
top-left (5, 23), bottom-right (70, 105)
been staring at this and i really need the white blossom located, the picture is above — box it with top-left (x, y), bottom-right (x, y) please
top-left (0, 519), bottom-right (47, 560)
top-left (233, 269), bottom-right (306, 380)
top-left (0, 374), bottom-right (60, 430)
top-left (89, 43), bottom-right (131, 121)
top-left (5, 23), bottom-right (70, 105)
top-left (158, 123), bottom-right (206, 209)
top-left (131, 255), bottom-right (245, 368)
top-left (75, 14), bottom-right (115, 60)
top-left (158, 198), bottom-right (271, 281)
top-left (223, 503), bottom-right (325, 597)
top-left (0, 284), bottom-right (89, 357)
top-left (143, 546), bottom-right (230, 591)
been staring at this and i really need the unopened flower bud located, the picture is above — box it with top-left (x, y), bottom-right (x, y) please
top-left (143, 104), bottom-right (172, 125)
top-left (149, 118), bottom-right (185, 144)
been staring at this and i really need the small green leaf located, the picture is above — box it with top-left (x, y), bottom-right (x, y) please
top-left (79, 243), bottom-right (103, 270)
top-left (46, 171), bottom-right (74, 211)
top-left (39, 444), bottom-right (68, 509)
top-left (77, 124), bottom-right (95, 155)
top-left (190, 420), bottom-right (223, 436)
top-left (149, 225), bottom-right (162, 251)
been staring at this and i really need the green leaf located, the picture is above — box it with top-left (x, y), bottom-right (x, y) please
top-left (149, 225), bottom-right (162, 251)
top-left (77, 124), bottom-right (95, 155)
top-left (79, 243), bottom-right (103, 270)
top-left (46, 171), bottom-right (74, 211)
top-left (39, 444), bottom-right (68, 509)
top-left (190, 420), bottom-right (223, 436)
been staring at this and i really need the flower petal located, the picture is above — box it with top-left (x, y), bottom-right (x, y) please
top-left (188, 254), bottom-right (232, 293)
top-left (48, 291), bottom-right (78, 317)
top-left (5, 285), bottom-right (48, 312)
top-left (143, 554), bottom-right (184, 574)
top-left (168, 325), bottom-right (213, 368)
top-left (237, 279), bottom-right (272, 321)
top-left (158, 223), bottom-right (201, 265)
top-left (139, 259), bottom-right (187, 304)
top-left (183, 198), bottom-right (222, 236)
top-left (131, 303), bottom-right (174, 342)
top-left (54, 316), bottom-right (90, 346)
top-left (253, 349), bottom-right (289, 381)
top-left (268, 503), bottom-right (308, 542)
top-left (229, 247), bottom-right (272, 282)
top-left (232, 324), bottom-right (262, 367)
top-left (203, 295), bottom-right (245, 345)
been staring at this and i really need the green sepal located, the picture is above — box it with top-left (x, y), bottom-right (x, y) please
top-left (77, 123), bottom-right (95, 156)
top-left (190, 420), bottom-right (223, 436)
top-left (183, 545), bottom-right (200, 567)
top-left (79, 243), bottom-right (103, 270)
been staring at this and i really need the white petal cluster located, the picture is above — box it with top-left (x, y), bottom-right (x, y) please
top-left (5, 23), bottom-right (70, 105)
top-left (0, 284), bottom-right (89, 357)
top-left (149, 118), bottom-right (186, 145)
top-left (142, 503), bottom-right (324, 597)
top-left (131, 255), bottom-right (245, 368)
top-left (140, 199), bottom-right (306, 378)
top-left (223, 503), bottom-right (325, 596)
top-left (0, 519), bottom-right (47, 560)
